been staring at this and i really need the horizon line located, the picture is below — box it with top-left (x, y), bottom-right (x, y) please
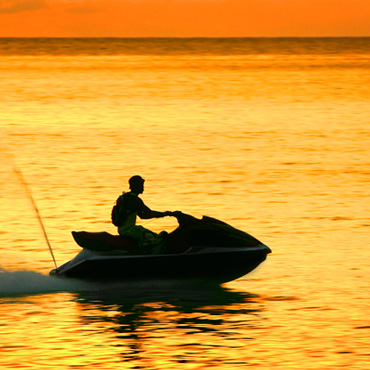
top-left (1, 36), bottom-right (370, 39)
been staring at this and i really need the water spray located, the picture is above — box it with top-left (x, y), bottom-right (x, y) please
top-left (13, 166), bottom-right (58, 269)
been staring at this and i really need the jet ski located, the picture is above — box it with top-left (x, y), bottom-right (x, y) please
top-left (50, 212), bottom-right (271, 284)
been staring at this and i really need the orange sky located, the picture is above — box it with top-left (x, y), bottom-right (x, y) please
top-left (0, 0), bottom-right (369, 37)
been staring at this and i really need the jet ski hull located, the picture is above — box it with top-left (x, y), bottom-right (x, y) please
top-left (51, 214), bottom-right (271, 284)
top-left (51, 244), bottom-right (270, 284)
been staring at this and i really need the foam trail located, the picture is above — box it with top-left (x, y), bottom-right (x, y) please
top-left (0, 268), bottom-right (88, 296)
top-left (0, 269), bottom-right (179, 298)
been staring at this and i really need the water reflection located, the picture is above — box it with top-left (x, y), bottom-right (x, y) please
top-left (74, 283), bottom-right (265, 365)
top-left (78, 280), bottom-right (259, 302)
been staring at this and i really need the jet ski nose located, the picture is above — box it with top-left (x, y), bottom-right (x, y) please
top-left (263, 244), bottom-right (272, 254)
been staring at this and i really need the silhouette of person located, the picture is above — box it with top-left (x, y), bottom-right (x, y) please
top-left (112, 175), bottom-right (175, 254)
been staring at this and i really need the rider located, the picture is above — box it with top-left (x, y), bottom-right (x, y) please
top-left (112, 175), bottom-right (175, 254)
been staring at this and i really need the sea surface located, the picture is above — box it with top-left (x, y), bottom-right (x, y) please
top-left (0, 38), bottom-right (369, 369)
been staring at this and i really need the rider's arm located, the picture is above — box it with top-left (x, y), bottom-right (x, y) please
top-left (137, 200), bottom-right (171, 219)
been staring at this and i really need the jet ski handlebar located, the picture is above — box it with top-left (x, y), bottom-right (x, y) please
top-left (169, 211), bottom-right (201, 226)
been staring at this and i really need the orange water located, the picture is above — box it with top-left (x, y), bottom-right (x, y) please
top-left (0, 38), bottom-right (369, 369)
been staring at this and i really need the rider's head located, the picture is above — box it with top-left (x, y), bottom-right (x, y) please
top-left (129, 175), bottom-right (145, 194)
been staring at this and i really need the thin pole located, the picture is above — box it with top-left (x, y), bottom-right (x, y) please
top-left (13, 166), bottom-right (57, 269)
